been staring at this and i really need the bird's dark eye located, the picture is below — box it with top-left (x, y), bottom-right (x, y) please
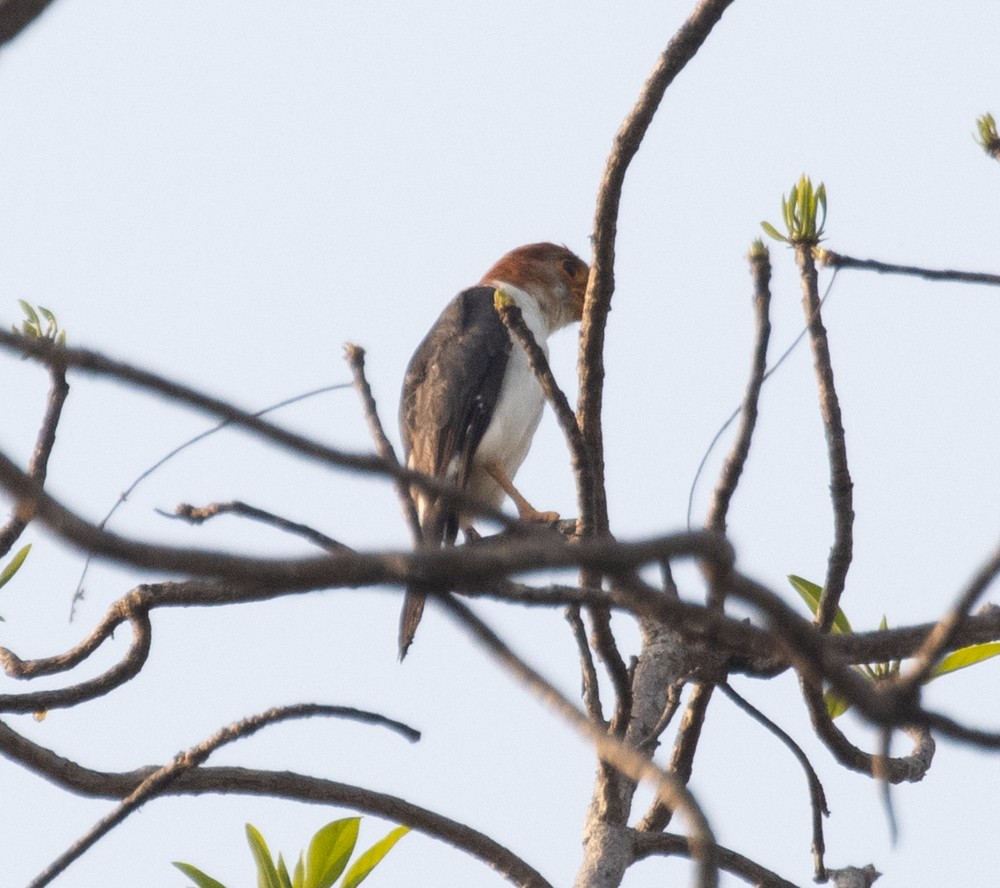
top-left (562, 258), bottom-right (578, 277)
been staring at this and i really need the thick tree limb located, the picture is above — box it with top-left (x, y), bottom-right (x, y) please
top-left (0, 0), bottom-right (57, 46)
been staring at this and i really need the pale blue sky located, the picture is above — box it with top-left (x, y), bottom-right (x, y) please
top-left (2, 3), bottom-right (999, 887)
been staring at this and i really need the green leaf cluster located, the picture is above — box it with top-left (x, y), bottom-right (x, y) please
top-left (174, 818), bottom-right (408, 888)
top-left (761, 174), bottom-right (827, 245)
top-left (12, 301), bottom-right (66, 345)
top-left (975, 112), bottom-right (999, 154)
top-left (788, 575), bottom-right (1000, 718)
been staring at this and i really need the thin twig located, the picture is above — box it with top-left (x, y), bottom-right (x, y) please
top-left (164, 500), bottom-right (353, 554)
top-left (704, 246), bottom-right (772, 536)
top-left (0, 606), bottom-right (151, 713)
top-left (69, 381), bottom-right (352, 617)
top-left (25, 703), bottom-right (420, 888)
top-left (718, 682), bottom-right (828, 881)
top-left (0, 363), bottom-right (68, 557)
top-left (901, 538), bottom-right (1000, 688)
top-left (686, 271), bottom-right (839, 530)
top-left (566, 604), bottom-right (606, 723)
top-left (344, 343), bottom-right (422, 545)
top-left (495, 301), bottom-right (594, 524)
top-left (819, 250), bottom-right (1000, 286)
top-left (796, 243), bottom-right (854, 633)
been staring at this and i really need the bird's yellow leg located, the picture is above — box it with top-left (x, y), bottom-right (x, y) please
top-left (483, 461), bottom-right (559, 523)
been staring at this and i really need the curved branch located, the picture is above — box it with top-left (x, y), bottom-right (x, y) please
top-left (799, 679), bottom-right (934, 784)
top-left (718, 682), bottom-right (828, 880)
top-left (632, 830), bottom-right (801, 888)
top-left (0, 605), bottom-right (150, 713)
top-left (25, 704), bottom-right (419, 888)
top-left (0, 718), bottom-right (550, 888)
top-left (579, 0), bottom-right (736, 535)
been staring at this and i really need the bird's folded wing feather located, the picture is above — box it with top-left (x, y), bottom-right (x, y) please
top-left (400, 286), bottom-right (512, 543)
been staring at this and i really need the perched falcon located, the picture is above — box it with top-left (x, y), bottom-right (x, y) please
top-left (398, 242), bottom-right (590, 657)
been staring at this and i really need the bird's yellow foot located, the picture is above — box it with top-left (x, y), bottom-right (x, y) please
top-left (518, 506), bottom-right (560, 523)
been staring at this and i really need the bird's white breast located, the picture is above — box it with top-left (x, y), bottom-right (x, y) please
top-left (466, 284), bottom-right (549, 506)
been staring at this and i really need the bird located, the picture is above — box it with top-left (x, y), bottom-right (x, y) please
top-left (397, 242), bottom-right (590, 658)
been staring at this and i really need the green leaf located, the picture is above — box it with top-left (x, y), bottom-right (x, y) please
top-left (18, 300), bottom-right (40, 327)
top-left (245, 824), bottom-right (282, 888)
top-left (824, 688), bottom-right (850, 719)
top-left (787, 575), bottom-right (853, 634)
top-left (340, 826), bottom-right (409, 888)
top-left (305, 818), bottom-right (360, 888)
top-left (0, 544), bottom-right (31, 591)
top-left (930, 642), bottom-right (1000, 679)
top-left (760, 221), bottom-right (787, 243)
top-left (292, 854), bottom-right (305, 888)
top-left (277, 854), bottom-right (294, 888)
top-left (172, 861), bottom-right (230, 888)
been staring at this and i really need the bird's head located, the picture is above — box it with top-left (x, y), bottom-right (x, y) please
top-left (480, 243), bottom-right (590, 332)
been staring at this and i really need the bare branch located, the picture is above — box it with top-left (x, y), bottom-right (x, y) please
top-left (632, 831), bottom-right (801, 888)
top-left (0, 603), bottom-right (150, 713)
top-left (718, 682), bottom-right (828, 881)
top-left (818, 250), bottom-right (1000, 286)
top-left (0, 0), bottom-right (58, 47)
top-left (167, 500), bottom-right (353, 554)
top-left (25, 704), bottom-right (420, 888)
top-left (344, 343), bottom-right (423, 545)
top-left (0, 363), bottom-right (68, 557)
top-left (639, 681), bottom-right (713, 832)
top-left (566, 604), bottom-right (606, 723)
top-left (705, 245), bottom-right (772, 537)
top-left (798, 679), bottom-right (934, 784)
top-left (796, 243), bottom-right (854, 633)
top-left (901, 539), bottom-right (1000, 688)
top-left (579, 0), bottom-right (736, 535)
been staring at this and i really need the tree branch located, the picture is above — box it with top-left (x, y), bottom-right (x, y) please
top-left (818, 250), bottom-right (1000, 286)
top-left (0, 0), bottom-right (58, 47)
top-left (0, 363), bottom-right (68, 557)
top-left (25, 704), bottom-right (419, 888)
top-left (796, 244), bottom-right (854, 633)
top-left (632, 830), bottom-right (801, 888)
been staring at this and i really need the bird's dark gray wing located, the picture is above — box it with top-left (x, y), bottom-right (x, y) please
top-left (399, 285), bottom-right (511, 543)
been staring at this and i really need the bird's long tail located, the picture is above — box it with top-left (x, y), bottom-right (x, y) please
top-left (398, 589), bottom-right (426, 660)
